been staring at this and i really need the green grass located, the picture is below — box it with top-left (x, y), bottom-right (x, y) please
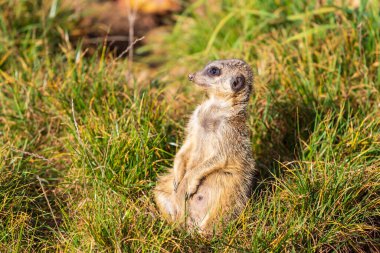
top-left (1, 0), bottom-right (379, 252)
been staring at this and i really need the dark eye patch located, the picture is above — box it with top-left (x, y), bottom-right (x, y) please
top-left (231, 75), bottom-right (245, 92)
top-left (207, 67), bottom-right (221, 76)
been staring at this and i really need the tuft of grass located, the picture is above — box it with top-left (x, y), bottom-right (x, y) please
top-left (1, 0), bottom-right (379, 252)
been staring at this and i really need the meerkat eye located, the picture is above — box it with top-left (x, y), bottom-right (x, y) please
top-left (207, 67), bottom-right (221, 76)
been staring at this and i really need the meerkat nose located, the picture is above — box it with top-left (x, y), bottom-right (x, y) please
top-left (188, 73), bottom-right (195, 81)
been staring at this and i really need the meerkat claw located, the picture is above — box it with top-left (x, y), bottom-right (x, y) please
top-left (173, 180), bottom-right (178, 192)
top-left (187, 183), bottom-right (198, 197)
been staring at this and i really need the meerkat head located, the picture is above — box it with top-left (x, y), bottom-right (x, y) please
top-left (188, 59), bottom-right (253, 103)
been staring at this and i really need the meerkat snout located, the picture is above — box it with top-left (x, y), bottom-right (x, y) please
top-left (188, 73), bottom-right (195, 81)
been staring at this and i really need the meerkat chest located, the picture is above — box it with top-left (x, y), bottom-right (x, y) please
top-left (185, 100), bottom-right (230, 167)
top-left (191, 100), bottom-right (228, 133)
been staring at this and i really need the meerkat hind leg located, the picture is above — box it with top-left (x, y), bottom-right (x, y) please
top-left (154, 172), bottom-right (178, 221)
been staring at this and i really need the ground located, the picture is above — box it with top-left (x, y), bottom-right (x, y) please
top-left (0, 0), bottom-right (379, 252)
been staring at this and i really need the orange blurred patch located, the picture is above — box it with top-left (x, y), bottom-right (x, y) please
top-left (117, 0), bottom-right (180, 14)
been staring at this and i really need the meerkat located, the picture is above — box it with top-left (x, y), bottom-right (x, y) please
top-left (154, 59), bottom-right (255, 234)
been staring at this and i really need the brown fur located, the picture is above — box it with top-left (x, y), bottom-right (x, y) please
top-left (154, 59), bottom-right (256, 234)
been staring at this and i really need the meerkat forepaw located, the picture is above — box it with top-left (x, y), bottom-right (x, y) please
top-left (186, 180), bottom-right (199, 198)
top-left (173, 180), bottom-right (179, 192)
top-left (173, 170), bottom-right (185, 193)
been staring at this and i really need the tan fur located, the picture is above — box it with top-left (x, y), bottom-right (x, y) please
top-left (154, 59), bottom-right (256, 234)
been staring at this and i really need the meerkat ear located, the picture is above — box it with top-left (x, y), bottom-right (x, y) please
top-left (230, 75), bottom-right (245, 92)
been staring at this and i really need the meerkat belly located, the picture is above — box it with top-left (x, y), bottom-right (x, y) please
top-left (186, 132), bottom-right (221, 169)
